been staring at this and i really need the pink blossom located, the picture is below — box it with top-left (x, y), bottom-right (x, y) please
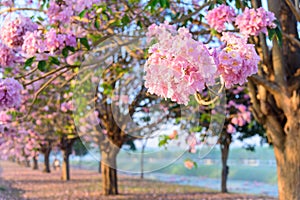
top-left (22, 30), bottom-right (45, 56)
top-left (1, 0), bottom-right (13, 6)
top-left (235, 7), bottom-right (277, 36)
top-left (45, 28), bottom-right (65, 54)
top-left (227, 124), bottom-right (236, 134)
top-left (206, 5), bottom-right (236, 32)
top-left (36, 119), bottom-right (42, 126)
top-left (61, 101), bottom-right (74, 112)
top-left (144, 23), bottom-right (217, 105)
top-left (184, 160), bottom-right (195, 169)
top-left (216, 33), bottom-right (260, 88)
top-left (169, 130), bottom-right (178, 140)
top-left (0, 78), bottom-right (23, 110)
top-left (48, 0), bottom-right (74, 24)
top-left (0, 111), bottom-right (12, 124)
top-left (0, 15), bottom-right (38, 48)
top-left (0, 43), bottom-right (16, 67)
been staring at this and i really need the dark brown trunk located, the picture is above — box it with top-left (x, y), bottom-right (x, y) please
top-left (32, 156), bottom-right (38, 170)
top-left (220, 132), bottom-right (231, 193)
top-left (101, 149), bottom-right (118, 195)
top-left (98, 160), bottom-right (102, 174)
top-left (60, 137), bottom-right (76, 181)
top-left (61, 149), bottom-right (70, 181)
top-left (43, 148), bottom-right (51, 173)
top-left (140, 143), bottom-right (146, 179)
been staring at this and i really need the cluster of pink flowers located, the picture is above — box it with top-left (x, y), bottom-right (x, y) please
top-left (72, 0), bottom-right (102, 13)
top-left (0, 43), bottom-right (16, 68)
top-left (61, 101), bottom-right (74, 112)
top-left (205, 5), bottom-right (235, 32)
top-left (0, 15), bottom-right (38, 48)
top-left (0, 0), bottom-right (13, 7)
top-left (0, 78), bottom-right (23, 110)
top-left (48, 0), bottom-right (101, 24)
top-left (227, 100), bottom-right (252, 134)
top-left (45, 29), bottom-right (77, 54)
top-left (144, 23), bottom-right (217, 105)
top-left (22, 31), bottom-right (45, 56)
top-left (22, 29), bottom-right (77, 56)
top-left (216, 33), bottom-right (260, 88)
top-left (235, 7), bottom-right (276, 36)
top-left (0, 111), bottom-right (12, 124)
top-left (48, 0), bottom-right (74, 24)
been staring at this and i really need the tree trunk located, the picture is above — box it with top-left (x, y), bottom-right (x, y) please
top-left (220, 132), bottom-right (231, 193)
top-left (140, 142), bottom-right (146, 179)
top-left (101, 149), bottom-right (118, 195)
top-left (43, 148), bottom-right (51, 173)
top-left (32, 156), bottom-right (38, 170)
top-left (98, 160), bottom-right (102, 174)
top-left (273, 124), bottom-right (300, 200)
top-left (61, 149), bottom-right (70, 181)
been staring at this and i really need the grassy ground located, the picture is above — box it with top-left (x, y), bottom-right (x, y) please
top-left (0, 161), bottom-right (276, 200)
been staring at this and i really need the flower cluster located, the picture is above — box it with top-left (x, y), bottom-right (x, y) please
top-left (227, 100), bottom-right (252, 134)
top-left (48, 0), bottom-right (74, 24)
top-left (22, 31), bottom-right (45, 56)
top-left (45, 29), bottom-right (77, 54)
top-left (144, 23), bottom-right (217, 105)
top-left (235, 7), bottom-right (276, 36)
top-left (47, 0), bottom-right (101, 24)
top-left (205, 5), bottom-right (236, 32)
top-left (0, 15), bottom-right (38, 48)
top-left (0, 111), bottom-right (12, 124)
top-left (216, 33), bottom-right (260, 88)
top-left (0, 0), bottom-right (13, 7)
top-left (22, 29), bottom-right (77, 56)
top-left (0, 43), bottom-right (16, 68)
top-left (0, 78), bottom-right (23, 110)
top-left (61, 101), bottom-right (74, 112)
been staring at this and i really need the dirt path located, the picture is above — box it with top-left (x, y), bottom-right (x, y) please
top-left (0, 161), bottom-right (277, 200)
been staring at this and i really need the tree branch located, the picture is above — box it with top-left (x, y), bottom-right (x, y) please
top-left (248, 74), bottom-right (281, 95)
top-left (0, 7), bottom-right (45, 15)
top-left (285, 0), bottom-right (300, 21)
top-left (283, 33), bottom-right (300, 48)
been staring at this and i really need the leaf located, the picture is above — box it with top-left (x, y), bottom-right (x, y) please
top-left (66, 46), bottom-right (76, 52)
top-left (49, 56), bottom-right (60, 65)
top-left (121, 14), bottom-right (130, 25)
top-left (235, 0), bottom-right (241, 9)
top-left (38, 60), bottom-right (47, 72)
top-left (62, 48), bottom-right (69, 58)
top-left (275, 27), bottom-right (282, 46)
top-left (24, 57), bottom-right (36, 68)
top-left (79, 10), bottom-right (88, 19)
top-left (37, 16), bottom-right (44, 21)
top-left (159, 0), bottom-right (166, 8)
top-left (102, 12), bottom-right (109, 21)
top-left (4, 68), bottom-right (12, 73)
top-left (80, 38), bottom-right (90, 50)
top-left (94, 18), bottom-right (100, 29)
top-left (193, 161), bottom-right (198, 168)
top-left (208, 3), bottom-right (214, 10)
top-left (268, 28), bottom-right (276, 41)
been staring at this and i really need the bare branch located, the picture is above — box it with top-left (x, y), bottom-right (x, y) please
top-left (0, 7), bottom-right (45, 15)
top-left (285, 0), bottom-right (300, 21)
top-left (283, 33), bottom-right (300, 48)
